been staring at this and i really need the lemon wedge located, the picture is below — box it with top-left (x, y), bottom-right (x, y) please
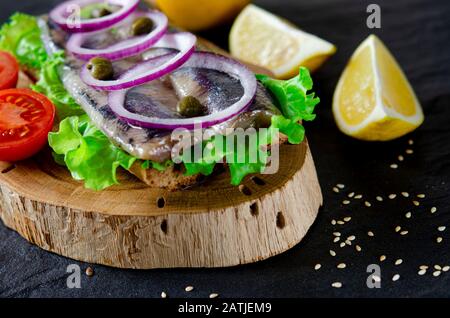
top-left (333, 35), bottom-right (424, 141)
top-left (230, 4), bottom-right (336, 79)
top-left (154, 0), bottom-right (251, 32)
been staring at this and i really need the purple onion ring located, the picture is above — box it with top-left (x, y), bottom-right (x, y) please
top-left (50, 0), bottom-right (140, 33)
top-left (67, 10), bottom-right (168, 61)
top-left (80, 32), bottom-right (197, 90)
top-left (107, 51), bottom-right (258, 130)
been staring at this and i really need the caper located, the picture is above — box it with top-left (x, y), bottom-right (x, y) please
top-left (131, 17), bottom-right (154, 36)
top-left (177, 96), bottom-right (207, 118)
top-left (87, 57), bottom-right (114, 81)
top-left (89, 5), bottom-right (113, 19)
top-left (96, 7), bottom-right (112, 18)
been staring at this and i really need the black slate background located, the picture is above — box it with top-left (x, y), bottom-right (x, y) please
top-left (1, 0), bottom-right (450, 298)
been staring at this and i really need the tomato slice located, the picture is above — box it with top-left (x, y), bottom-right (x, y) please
top-left (0, 89), bottom-right (55, 162)
top-left (0, 51), bottom-right (19, 90)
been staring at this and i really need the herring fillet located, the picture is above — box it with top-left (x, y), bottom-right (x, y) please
top-left (38, 18), bottom-right (281, 163)
top-left (39, 18), bottom-right (175, 162)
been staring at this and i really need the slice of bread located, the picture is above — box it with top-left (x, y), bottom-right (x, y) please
top-left (128, 133), bottom-right (288, 190)
top-left (128, 162), bottom-right (204, 191)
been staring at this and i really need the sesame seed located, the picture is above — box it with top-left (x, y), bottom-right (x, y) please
top-left (355, 245), bottom-right (362, 252)
top-left (408, 139), bottom-right (414, 145)
top-left (345, 240), bottom-right (352, 246)
top-left (365, 201), bottom-right (372, 207)
top-left (348, 192), bottom-right (355, 198)
top-left (368, 231), bottom-right (374, 237)
top-left (442, 266), bottom-right (450, 272)
top-left (395, 259), bottom-right (403, 266)
top-left (395, 226), bottom-right (402, 233)
top-left (418, 269), bottom-right (427, 276)
top-left (185, 286), bottom-right (194, 292)
top-left (337, 263), bottom-right (347, 269)
top-left (389, 194), bottom-right (397, 199)
top-left (376, 196), bottom-right (383, 202)
top-left (401, 192), bottom-right (410, 198)
top-left (209, 293), bottom-right (219, 298)
top-left (331, 219), bottom-right (337, 225)
top-left (436, 237), bottom-right (443, 243)
top-left (431, 207), bottom-right (437, 214)
top-left (333, 187), bottom-right (340, 193)
top-left (342, 200), bottom-right (351, 205)
top-left (340, 242), bottom-right (346, 248)
top-left (348, 235), bottom-right (356, 241)
top-left (406, 149), bottom-right (414, 154)
top-left (85, 267), bottom-right (94, 277)
top-left (314, 264), bottom-right (322, 270)
top-left (344, 217), bottom-right (352, 222)
top-left (337, 221), bottom-right (345, 225)
top-left (330, 250), bottom-right (336, 257)
top-left (419, 265), bottom-right (429, 270)
top-left (161, 291), bottom-right (167, 298)
top-left (434, 265), bottom-right (442, 270)
top-left (372, 275), bottom-right (381, 282)
top-left (405, 212), bottom-right (412, 219)
top-left (438, 226), bottom-right (446, 232)
top-left (379, 255), bottom-right (386, 262)
top-left (333, 232), bottom-right (341, 237)
top-left (390, 164), bottom-right (398, 169)
top-left (337, 184), bottom-right (345, 189)
top-left (354, 194), bottom-right (363, 199)
top-left (417, 194), bottom-right (426, 198)
top-left (433, 271), bottom-right (441, 277)
top-left (412, 200), bottom-right (420, 206)
top-left (332, 282), bottom-right (342, 288)
top-left (333, 237), bottom-right (340, 243)
top-left (398, 155), bottom-right (404, 162)
top-left (392, 274), bottom-right (400, 282)
top-left (400, 230), bottom-right (409, 236)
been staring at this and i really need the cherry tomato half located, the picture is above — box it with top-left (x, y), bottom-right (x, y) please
top-left (0, 51), bottom-right (19, 90)
top-left (0, 89), bottom-right (55, 162)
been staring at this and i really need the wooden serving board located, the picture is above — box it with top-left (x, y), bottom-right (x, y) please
top-left (0, 39), bottom-right (321, 269)
top-left (0, 141), bottom-right (322, 269)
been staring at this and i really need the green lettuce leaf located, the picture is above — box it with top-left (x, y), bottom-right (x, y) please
top-left (180, 129), bottom-right (271, 185)
top-left (180, 68), bottom-right (319, 184)
top-left (0, 13), bottom-right (47, 69)
top-left (141, 160), bottom-right (173, 172)
top-left (181, 137), bottom-right (225, 176)
top-left (183, 161), bottom-right (216, 177)
top-left (270, 115), bottom-right (305, 144)
top-left (227, 147), bottom-right (269, 186)
top-left (0, 13), bottom-right (84, 120)
top-left (256, 67), bottom-right (319, 145)
top-left (225, 130), bottom-right (271, 185)
top-left (257, 67), bottom-right (320, 122)
top-left (141, 160), bottom-right (151, 169)
top-left (48, 115), bottom-right (137, 191)
top-left (31, 52), bottom-right (85, 120)
top-left (152, 161), bottom-right (174, 171)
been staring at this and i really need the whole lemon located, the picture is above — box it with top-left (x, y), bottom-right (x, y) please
top-left (154, 0), bottom-right (251, 31)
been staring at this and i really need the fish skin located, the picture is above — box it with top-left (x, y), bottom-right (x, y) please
top-left (40, 18), bottom-right (175, 162)
top-left (39, 18), bottom-right (281, 163)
